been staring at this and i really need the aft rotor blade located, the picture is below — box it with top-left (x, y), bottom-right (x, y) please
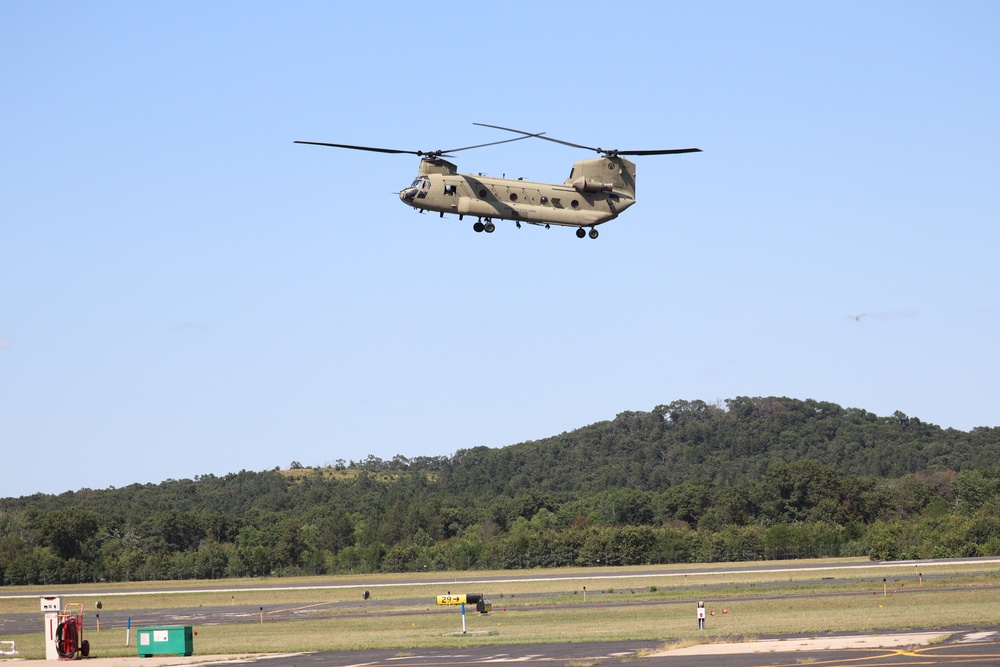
top-left (440, 133), bottom-right (544, 154)
top-left (474, 123), bottom-right (593, 151)
top-left (616, 148), bottom-right (702, 155)
top-left (293, 141), bottom-right (422, 155)
top-left (474, 123), bottom-right (701, 156)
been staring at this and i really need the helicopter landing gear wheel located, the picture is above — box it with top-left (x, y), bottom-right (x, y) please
top-left (484, 221), bottom-right (495, 233)
top-left (589, 228), bottom-right (599, 239)
top-left (576, 227), bottom-right (586, 239)
top-left (473, 221), bottom-right (485, 233)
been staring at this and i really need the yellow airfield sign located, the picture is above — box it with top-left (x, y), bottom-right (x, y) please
top-left (436, 593), bottom-right (483, 605)
top-left (436, 594), bottom-right (468, 605)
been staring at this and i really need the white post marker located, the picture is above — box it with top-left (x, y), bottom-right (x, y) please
top-left (437, 594), bottom-right (482, 635)
top-left (41, 597), bottom-right (62, 661)
top-left (44, 612), bottom-right (59, 660)
top-left (697, 601), bottom-right (706, 630)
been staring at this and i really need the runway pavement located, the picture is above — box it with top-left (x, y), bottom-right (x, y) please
top-left (3, 629), bottom-right (1000, 667)
top-left (4, 559), bottom-right (999, 666)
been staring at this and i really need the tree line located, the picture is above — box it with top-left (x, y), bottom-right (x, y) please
top-left (2, 397), bottom-right (999, 585)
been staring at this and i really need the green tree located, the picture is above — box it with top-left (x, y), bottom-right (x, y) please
top-left (33, 507), bottom-right (103, 561)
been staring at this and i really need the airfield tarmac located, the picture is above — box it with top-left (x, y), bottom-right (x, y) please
top-left (5, 629), bottom-right (1000, 667)
top-left (4, 559), bottom-right (999, 667)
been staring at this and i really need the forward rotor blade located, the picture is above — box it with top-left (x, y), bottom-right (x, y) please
top-left (293, 141), bottom-right (422, 155)
top-left (295, 134), bottom-right (543, 158)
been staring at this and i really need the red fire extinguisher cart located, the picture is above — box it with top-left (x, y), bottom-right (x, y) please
top-left (55, 603), bottom-right (90, 659)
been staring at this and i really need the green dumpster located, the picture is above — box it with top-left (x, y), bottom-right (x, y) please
top-left (137, 626), bottom-right (193, 657)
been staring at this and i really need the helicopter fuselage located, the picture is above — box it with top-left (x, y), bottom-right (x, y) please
top-left (399, 156), bottom-right (637, 230)
top-left (295, 124), bottom-right (699, 239)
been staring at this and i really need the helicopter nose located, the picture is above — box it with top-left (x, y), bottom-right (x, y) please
top-left (400, 188), bottom-right (417, 203)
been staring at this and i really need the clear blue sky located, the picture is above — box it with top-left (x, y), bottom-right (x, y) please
top-left (3, 2), bottom-right (998, 498)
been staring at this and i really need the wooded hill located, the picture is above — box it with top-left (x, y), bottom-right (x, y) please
top-left (2, 397), bottom-right (1000, 585)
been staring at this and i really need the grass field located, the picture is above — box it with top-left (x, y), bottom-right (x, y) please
top-left (2, 559), bottom-right (998, 659)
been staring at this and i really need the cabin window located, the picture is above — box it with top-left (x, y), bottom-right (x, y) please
top-left (509, 193), bottom-right (518, 202)
top-left (540, 196), bottom-right (548, 204)
top-left (445, 184), bottom-right (457, 196)
top-left (478, 188), bottom-right (488, 198)
top-left (571, 199), bottom-right (580, 209)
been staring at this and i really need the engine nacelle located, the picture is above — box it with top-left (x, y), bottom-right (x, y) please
top-left (572, 177), bottom-right (614, 194)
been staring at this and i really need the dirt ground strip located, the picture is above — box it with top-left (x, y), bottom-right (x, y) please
top-left (651, 631), bottom-right (952, 656)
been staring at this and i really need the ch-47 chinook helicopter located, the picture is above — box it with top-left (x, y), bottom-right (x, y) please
top-left (295, 123), bottom-right (700, 239)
